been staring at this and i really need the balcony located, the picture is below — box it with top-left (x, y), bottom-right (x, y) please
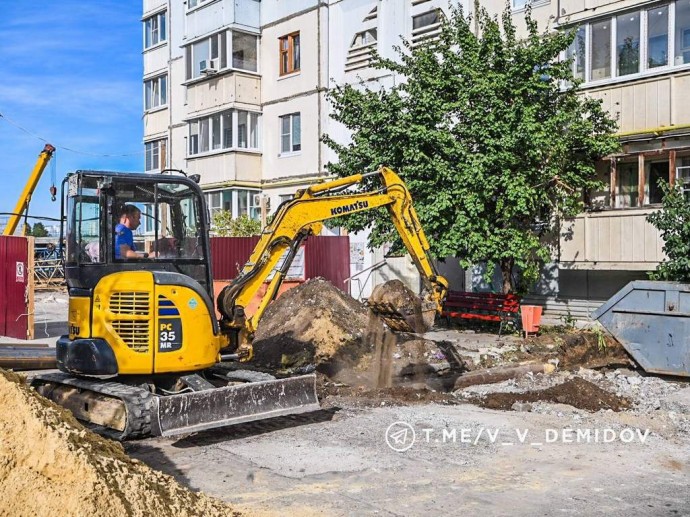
top-left (559, 207), bottom-right (666, 270)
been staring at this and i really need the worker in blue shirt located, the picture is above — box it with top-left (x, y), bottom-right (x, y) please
top-left (114, 205), bottom-right (148, 259)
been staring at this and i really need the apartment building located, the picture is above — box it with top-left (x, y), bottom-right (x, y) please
top-left (141, 0), bottom-right (467, 297)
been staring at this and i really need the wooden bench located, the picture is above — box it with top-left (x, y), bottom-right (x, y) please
top-left (441, 291), bottom-right (521, 334)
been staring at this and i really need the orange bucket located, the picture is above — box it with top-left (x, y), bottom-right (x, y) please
top-left (521, 305), bottom-right (543, 336)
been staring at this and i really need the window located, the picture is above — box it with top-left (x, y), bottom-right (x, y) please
top-left (646, 162), bottom-right (668, 204)
top-left (648, 6), bottom-right (669, 68)
top-left (591, 20), bottom-right (612, 80)
top-left (567, 26), bottom-right (586, 80)
top-left (232, 32), bottom-right (258, 72)
top-left (205, 190), bottom-right (232, 217)
top-left (413, 10), bottom-right (440, 29)
top-left (411, 10), bottom-right (443, 46)
top-left (616, 162), bottom-right (639, 208)
top-left (676, 1), bottom-right (690, 65)
top-left (237, 111), bottom-right (259, 149)
top-left (145, 140), bottom-right (166, 172)
top-left (677, 158), bottom-right (690, 199)
top-left (279, 32), bottom-right (300, 75)
top-left (280, 113), bottom-right (301, 154)
top-left (188, 0), bottom-right (213, 9)
top-left (352, 29), bottom-right (377, 47)
top-left (205, 189), bottom-right (258, 219)
top-left (189, 110), bottom-right (260, 155)
top-left (144, 75), bottom-right (167, 110)
top-left (185, 30), bottom-right (257, 79)
top-left (512, 0), bottom-right (549, 9)
top-left (186, 32), bottom-right (225, 80)
top-left (566, 2), bottom-right (690, 84)
top-left (144, 11), bottom-right (166, 49)
top-left (617, 12), bottom-right (640, 76)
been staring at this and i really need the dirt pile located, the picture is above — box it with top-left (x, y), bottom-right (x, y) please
top-left (474, 377), bottom-right (631, 412)
top-left (0, 369), bottom-right (239, 517)
top-left (253, 278), bottom-right (390, 376)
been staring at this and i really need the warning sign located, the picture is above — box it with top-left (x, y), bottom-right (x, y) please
top-left (15, 262), bottom-right (25, 283)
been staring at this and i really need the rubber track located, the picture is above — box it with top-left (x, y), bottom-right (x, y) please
top-left (30, 372), bottom-right (154, 440)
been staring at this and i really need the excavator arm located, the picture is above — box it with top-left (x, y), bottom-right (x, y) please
top-left (217, 166), bottom-right (448, 355)
top-left (3, 144), bottom-right (56, 236)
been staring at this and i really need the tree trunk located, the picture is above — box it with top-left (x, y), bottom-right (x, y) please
top-left (500, 257), bottom-right (514, 294)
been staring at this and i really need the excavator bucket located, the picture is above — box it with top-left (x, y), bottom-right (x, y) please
top-left (32, 372), bottom-right (320, 440)
top-left (367, 280), bottom-right (437, 333)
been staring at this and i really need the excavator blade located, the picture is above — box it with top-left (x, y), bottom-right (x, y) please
top-left (31, 372), bottom-right (320, 440)
top-left (152, 374), bottom-right (320, 437)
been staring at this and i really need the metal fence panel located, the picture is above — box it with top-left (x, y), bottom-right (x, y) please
top-left (0, 236), bottom-right (30, 338)
top-left (305, 235), bottom-right (350, 294)
top-left (210, 236), bottom-right (350, 294)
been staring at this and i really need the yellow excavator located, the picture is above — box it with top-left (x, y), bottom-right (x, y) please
top-left (31, 166), bottom-right (448, 439)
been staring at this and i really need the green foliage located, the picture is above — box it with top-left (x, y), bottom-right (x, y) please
top-left (560, 310), bottom-right (577, 331)
top-left (591, 324), bottom-right (608, 352)
top-left (212, 212), bottom-right (261, 237)
top-left (324, 5), bottom-right (619, 293)
top-left (646, 181), bottom-right (690, 281)
top-left (29, 222), bottom-right (49, 237)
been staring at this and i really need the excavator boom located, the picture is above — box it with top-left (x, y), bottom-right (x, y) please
top-left (3, 144), bottom-right (56, 236)
top-left (218, 166), bottom-right (448, 349)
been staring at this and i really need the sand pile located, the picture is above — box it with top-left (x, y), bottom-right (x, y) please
top-left (0, 369), bottom-right (239, 517)
top-left (252, 278), bottom-right (390, 376)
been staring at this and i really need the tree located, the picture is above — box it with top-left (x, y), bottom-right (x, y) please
top-left (211, 212), bottom-right (261, 237)
top-left (324, 5), bottom-right (619, 293)
top-left (30, 222), bottom-right (49, 237)
top-left (646, 181), bottom-right (690, 281)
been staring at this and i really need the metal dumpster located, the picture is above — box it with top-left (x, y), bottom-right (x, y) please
top-left (592, 280), bottom-right (690, 377)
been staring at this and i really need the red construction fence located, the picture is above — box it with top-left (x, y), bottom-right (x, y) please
top-left (0, 236), bottom-right (32, 339)
top-left (210, 235), bottom-right (350, 293)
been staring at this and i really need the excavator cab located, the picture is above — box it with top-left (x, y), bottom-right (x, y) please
top-left (63, 171), bottom-right (212, 297)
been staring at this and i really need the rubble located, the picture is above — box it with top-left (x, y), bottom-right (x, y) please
top-left (0, 369), bottom-right (239, 517)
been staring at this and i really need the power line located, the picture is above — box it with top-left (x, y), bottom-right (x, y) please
top-left (0, 111), bottom-right (144, 157)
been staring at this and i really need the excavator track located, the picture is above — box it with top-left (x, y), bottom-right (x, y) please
top-left (31, 372), bottom-right (154, 440)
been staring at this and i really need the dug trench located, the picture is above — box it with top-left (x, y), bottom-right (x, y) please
top-left (251, 278), bottom-right (637, 413)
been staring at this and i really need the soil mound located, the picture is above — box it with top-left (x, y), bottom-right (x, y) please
top-left (475, 377), bottom-right (630, 412)
top-left (253, 278), bottom-right (389, 375)
top-left (0, 369), bottom-right (239, 517)
top-left (557, 332), bottom-right (631, 370)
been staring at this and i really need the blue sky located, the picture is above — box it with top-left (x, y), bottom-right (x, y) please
top-left (0, 1), bottom-right (143, 227)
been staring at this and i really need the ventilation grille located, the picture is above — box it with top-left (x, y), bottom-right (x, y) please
top-left (109, 291), bottom-right (151, 353)
top-left (112, 320), bottom-right (150, 353)
top-left (109, 292), bottom-right (150, 315)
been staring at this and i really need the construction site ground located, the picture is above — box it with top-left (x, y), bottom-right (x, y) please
top-left (4, 290), bottom-right (690, 516)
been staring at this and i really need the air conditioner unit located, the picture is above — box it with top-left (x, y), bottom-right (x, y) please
top-left (252, 193), bottom-right (262, 206)
top-left (200, 58), bottom-right (218, 75)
